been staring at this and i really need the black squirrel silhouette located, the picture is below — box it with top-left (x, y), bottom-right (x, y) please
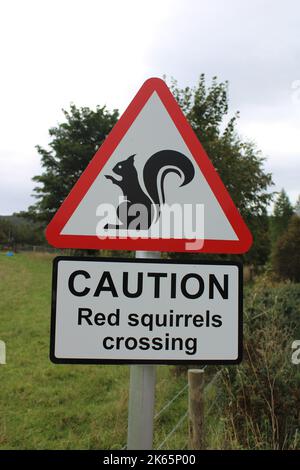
top-left (104, 149), bottom-right (195, 230)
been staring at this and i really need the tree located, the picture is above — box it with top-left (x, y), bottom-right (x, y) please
top-left (270, 189), bottom-right (294, 244)
top-left (28, 104), bottom-right (119, 223)
top-left (170, 75), bottom-right (273, 264)
top-left (244, 209), bottom-right (271, 266)
top-left (272, 215), bottom-right (300, 282)
top-left (0, 215), bottom-right (44, 246)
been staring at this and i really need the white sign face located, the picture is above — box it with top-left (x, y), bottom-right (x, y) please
top-left (61, 93), bottom-right (237, 241)
top-left (51, 257), bottom-right (242, 364)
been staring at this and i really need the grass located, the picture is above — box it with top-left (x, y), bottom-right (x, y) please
top-left (0, 252), bottom-right (188, 450)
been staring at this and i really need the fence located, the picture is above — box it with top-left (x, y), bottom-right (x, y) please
top-left (0, 244), bottom-right (64, 254)
top-left (122, 366), bottom-right (222, 450)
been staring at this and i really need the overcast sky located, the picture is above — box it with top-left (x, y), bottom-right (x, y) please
top-left (0, 0), bottom-right (299, 214)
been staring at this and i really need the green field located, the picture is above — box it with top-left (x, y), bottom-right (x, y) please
top-left (0, 252), bottom-right (188, 450)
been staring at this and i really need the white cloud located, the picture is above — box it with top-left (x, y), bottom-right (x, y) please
top-left (238, 120), bottom-right (300, 163)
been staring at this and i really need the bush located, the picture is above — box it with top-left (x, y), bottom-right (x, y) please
top-left (213, 281), bottom-right (300, 449)
top-left (272, 215), bottom-right (300, 282)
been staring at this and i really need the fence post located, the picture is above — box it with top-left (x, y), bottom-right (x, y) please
top-left (188, 368), bottom-right (205, 450)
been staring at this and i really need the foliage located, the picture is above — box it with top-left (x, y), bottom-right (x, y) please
top-left (272, 215), bottom-right (300, 282)
top-left (169, 75), bottom-right (273, 264)
top-left (294, 194), bottom-right (300, 216)
top-left (0, 215), bottom-right (44, 246)
top-left (28, 104), bottom-right (119, 223)
top-left (170, 75), bottom-right (273, 218)
top-left (213, 280), bottom-right (300, 449)
top-left (270, 189), bottom-right (294, 245)
top-left (243, 210), bottom-right (271, 266)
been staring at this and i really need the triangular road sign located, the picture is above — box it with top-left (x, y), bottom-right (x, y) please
top-left (46, 78), bottom-right (252, 253)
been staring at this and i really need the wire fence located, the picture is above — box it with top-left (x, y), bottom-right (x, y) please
top-left (154, 383), bottom-right (188, 421)
top-left (154, 368), bottom-right (222, 449)
top-left (203, 369), bottom-right (222, 392)
top-left (121, 367), bottom-right (222, 450)
top-left (157, 411), bottom-right (188, 450)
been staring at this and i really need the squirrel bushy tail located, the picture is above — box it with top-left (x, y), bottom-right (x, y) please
top-left (143, 150), bottom-right (195, 211)
top-left (104, 149), bottom-right (195, 230)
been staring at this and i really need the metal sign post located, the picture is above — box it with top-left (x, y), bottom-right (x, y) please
top-left (127, 363), bottom-right (156, 450)
top-left (127, 251), bottom-right (159, 450)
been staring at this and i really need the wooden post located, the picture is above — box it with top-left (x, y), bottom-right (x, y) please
top-left (188, 368), bottom-right (205, 450)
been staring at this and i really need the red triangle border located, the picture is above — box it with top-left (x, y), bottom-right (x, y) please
top-left (46, 78), bottom-right (252, 253)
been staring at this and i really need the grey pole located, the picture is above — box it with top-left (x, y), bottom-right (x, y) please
top-left (127, 250), bottom-right (160, 450)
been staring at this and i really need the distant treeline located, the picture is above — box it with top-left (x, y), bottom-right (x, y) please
top-left (0, 214), bottom-right (45, 248)
top-left (2, 76), bottom-right (299, 281)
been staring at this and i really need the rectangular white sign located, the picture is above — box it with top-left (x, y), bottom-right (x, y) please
top-left (50, 257), bottom-right (242, 364)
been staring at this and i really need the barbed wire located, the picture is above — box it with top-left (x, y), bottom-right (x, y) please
top-left (154, 383), bottom-right (188, 421)
top-left (156, 368), bottom-right (222, 449)
top-left (120, 381), bottom-right (189, 450)
top-left (203, 369), bottom-right (222, 393)
top-left (205, 397), bottom-right (218, 417)
top-left (203, 369), bottom-right (222, 417)
top-left (157, 411), bottom-right (188, 450)
top-left (121, 367), bottom-right (222, 450)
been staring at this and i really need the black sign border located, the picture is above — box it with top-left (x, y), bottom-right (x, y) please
top-left (50, 256), bottom-right (243, 365)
